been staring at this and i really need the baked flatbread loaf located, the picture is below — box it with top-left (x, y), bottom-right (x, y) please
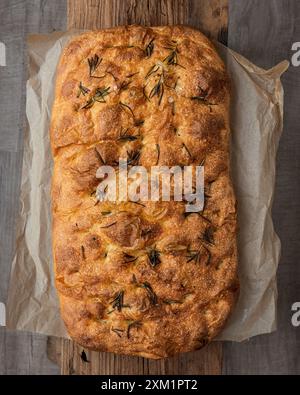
top-left (50, 25), bottom-right (239, 359)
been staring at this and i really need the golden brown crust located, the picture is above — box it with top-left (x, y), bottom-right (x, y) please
top-left (50, 25), bottom-right (239, 359)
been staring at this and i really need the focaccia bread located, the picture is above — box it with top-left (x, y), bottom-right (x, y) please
top-left (50, 25), bottom-right (239, 359)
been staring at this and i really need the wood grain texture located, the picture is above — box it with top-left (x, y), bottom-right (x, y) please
top-left (224, 0), bottom-right (300, 375)
top-left (49, 0), bottom-right (228, 375)
top-left (0, 0), bottom-right (65, 375)
top-left (67, 0), bottom-right (228, 43)
top-left (60, 339), bottom-right (222, 375)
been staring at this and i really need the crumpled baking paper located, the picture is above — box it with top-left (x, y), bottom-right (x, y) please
top-left (6, 31), bottom-right (289, 341)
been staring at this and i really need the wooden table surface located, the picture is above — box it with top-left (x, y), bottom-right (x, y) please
top-left (0, 0), bottom-right (299, 375)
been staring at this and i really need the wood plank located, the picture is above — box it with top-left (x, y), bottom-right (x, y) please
top-left (60, 339), bottom-right (222, 375)
top-left (49, 0), bottom-right (228, 375)
top-left (224, 0), bottom-right (300, 374)
top-left (0, 0), bottom-right (66, 375)
top-left (67, 0), bottom-right (228, 42)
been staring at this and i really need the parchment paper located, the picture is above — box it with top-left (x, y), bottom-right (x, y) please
top-left (6, 31), bottom-right (289, 341)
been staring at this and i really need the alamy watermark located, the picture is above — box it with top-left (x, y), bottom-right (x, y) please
top-left (291, 42), bottom-right (300, 67)
top-left (0, 42), bottom-right (6, 66)
top-left (95, 160), bottom-right (204, 213)
top-left (291, 302), bottom-right (300, 327)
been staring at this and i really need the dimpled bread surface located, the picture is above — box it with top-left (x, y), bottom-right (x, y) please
top-left (50, 25), bottom-right (239, 359)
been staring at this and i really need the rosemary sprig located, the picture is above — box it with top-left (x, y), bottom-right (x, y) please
top-left (127, 149), bottom-right (141, 166)
top-left (82, 86), bottom-right (111, 109)
top-left (163, 41), bottom-right (185, 68)
top-left (127, 321), bottom-right (142, 339)
top-left (111, 328), bottom-right (124, 337)
top-left (119, 80), bottom-right (131, 91)
top-left (149, 73), bottom-right (164, 105)
top-left (117, 128), bottom-right (138, 142)
top-left (145, 38), bottom-right (154, 57)
top-left (147, 247), bottom-right (161, 268)
top-left (187, 245), bottom-right (211, 265)
top-left (163, 49), bottom-right (178, 66)
top-left (202, 227), bottom-right (215, 246)
top-left (186, 249), bottom-right (201, 264)
top-left (94, 86), bottom-right (111, 103)
top-left (141, 282), bottom-right (158, 305)
top-left (87, 54), bottom-right (102, 78)
top-left (111, 290), bottom-right (127, 312)
top-left (77, 82), bottom-right (90, 97)
top-left (81, 98), bottom-right (95, 109)
top-left (119, 101), bottom-right (135, 119)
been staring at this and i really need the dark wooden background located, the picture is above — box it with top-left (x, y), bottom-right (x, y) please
top-left (0, 0), bottom-right (299, 374)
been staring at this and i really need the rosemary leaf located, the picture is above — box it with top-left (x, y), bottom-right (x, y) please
top-left (127, 149), bottom-right (141, 166)
top-left (81, 245), bottom-right (86, 260)
top-left (88, 54), bottom-right (102, 78)
top-left (182, 142), bottom-right (192, 159)
top-left (145, 38), bottom-right (154, 57)
top-left (117, 129), bottom-right (138, 142)
top-left (141, 282), bottom-right (158, 305)
top-left (111, 291), bottom-right (126, 312)
top-left (119, 80), bottom-right (131, 91)
top-left (94, 86), bottom-right (111, 103)
top-left (186, 249), bottom-right (201, 264)
top-left (77, 81), bottom-right (90, 97)
top-left (111, 328), bottom-right (124, 337)
top-left (147, 247), bottom-right (161, 268)
top-left (94, 147), bottom-right (106, 164)
top-left (145, 64), bottom-right (159, 79)
top-left (101, 211), bottom-right (112, 216)
top-left (100, 221), bottom-right (117, 229)
top-left (119, 101), bottom-right (135, 118)
top-left (202, 227), bottom-right (215, 246)
top-left (156, 144), bottom-right (160, 165)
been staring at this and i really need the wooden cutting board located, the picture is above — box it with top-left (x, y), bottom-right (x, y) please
top-left (48, 0), bottom-right (228, 375)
